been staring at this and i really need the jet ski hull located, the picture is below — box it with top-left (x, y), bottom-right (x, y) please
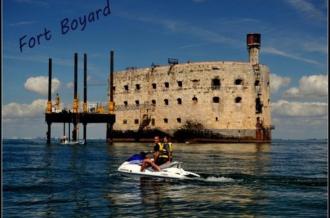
top-left (117, 161), bottom-right (200, 180)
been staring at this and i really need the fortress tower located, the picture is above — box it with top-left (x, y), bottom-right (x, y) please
top-left (111, 33), bottom-right (272, 142)
top-left (247, 33), bottom-right (261, 65)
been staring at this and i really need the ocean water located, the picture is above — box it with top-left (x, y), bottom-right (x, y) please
top-left (3, 139), bottom-right (328, 217)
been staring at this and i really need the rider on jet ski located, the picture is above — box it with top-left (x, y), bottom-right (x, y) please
top-left (140, 136), bottom-right (173, 172)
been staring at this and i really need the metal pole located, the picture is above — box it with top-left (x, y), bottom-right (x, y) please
top-left (84, 53), bottom-right (87, 105)
top-left (48, 58), bottom-right (52, 102)
top-left (68, 122), bottom-right (71, 141)
top-left (47, 123), bottom-right (51, 144)
top-left (107, 50), bottom-right (114, 144)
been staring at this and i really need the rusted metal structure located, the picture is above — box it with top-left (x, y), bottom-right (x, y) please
top-left (45, 51), bottom-right (116, 144)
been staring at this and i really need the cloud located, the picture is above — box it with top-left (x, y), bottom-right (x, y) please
top-left (271, 100), bottom-right (327, 117)
top-left (66, 82), bottom-right (74, 89)
top-left (14, 0), bottom-right (49, 7)
top-left (2, 99), bottom-right (47, 119)
top-left (285, 0), bottom-right (326, 21)
top-left (118, 13), bottom-right (237, 46)
top-left (284, 74), bottom-right (328, 99)
top-left (24, 76), bottom-right (60, 95)
top-left (263, 46), bottom-right (320, 65)
top-left (9, 21), bottom-right (37, 26)
top-left (302, 41), bottom-right (328, 54)
top-left (270, 74), bottom-right (291, 93)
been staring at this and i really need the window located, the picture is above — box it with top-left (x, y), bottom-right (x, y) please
top-left (177, 81), bottom-right (183, 87)
top-left (134, 119), bottom-right (139, 124)
top-left (152, 83), bottom-right (157, 89)
top-left (164, 118), bottom-right (168, 123)
top-left (151, 99), bottom-right (156, 105)
top-left (213, 97), bottom-right (220, 103)
top-left (215, 117), bottom-right (218, 121)
top-left (164, 82), bottom-right (169, 88)
top-left (112, 86), bottom-right (116, 91)
top-left (255, 80), bottom-right (260, 86)
top-left (235, 97), bottom-right (242, 103)
top-left (256, 98), bottom-right (263, 113)
top-left (124, 85), bottom-right (129, 91)
top-left (135, 84), bottom-right (141, 90)
top-left (124, 101), bottom-right (128, 106)
top-left (235, 79), bottom-right (243, 85)
top-left (177, 118), bottom-right (181, 123)
top-left (164, 99), bottom-right (169, 105)
top-left (212, 66), bottom-right (220, 70)
top-left (192, 96), bottom-right (198, 103)
top-left (135, 100), bottom-right (140, 106)
top-left (151, 118), bottom-right (155, 126)
top-left (123, 119), bottom-right (127, 124)
top-left (212, 78), bottom-right (221, 89)
top-left (177, 98), bottom-right (182, 104)
top-left (192, 79), bottom-right (199, 88)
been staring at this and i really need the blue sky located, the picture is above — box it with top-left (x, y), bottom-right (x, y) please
top-left (2, 0), bottom-right (328, 139)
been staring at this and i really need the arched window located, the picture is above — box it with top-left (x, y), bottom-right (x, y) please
top-left (124, 85), bottom-right (129, 91)
top-left (192, 96), bottom-right (198, 103)
top-left (164, 82), bottom-right (169, 88)
top-left (256, 97), bottom-right (263, 113)
top-left (235, 79), bottom-right (243, 85)
top-left (211, 78), bottom-right (221, 89)
top-left (135, 100), bottom-right (140, 106)
top-left (164, 118), bottom-right (168, 123)
top-left (152, 83), bottom-right (157, 89)
top-left (124, 101), bottom-right (128, 106)
top-left (177, 118), bottom-right (181, 123)
top-left (135, 84), bottom-right (141, 90)
top-left (177, 98), bottom-right (182, 104)
top-left (151, 99), bottom-right (156, 105)
top-left (235, 97), bottom-right (242, 103)
top-left (164, 99), bottom-right (169, 105)
top-left (213, 97), bottom-right (220, 103)
top-left (255, 80), bottom-right (260, 86)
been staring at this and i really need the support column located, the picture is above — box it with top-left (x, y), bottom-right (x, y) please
top-left (72, 53), bottom-right (78, 141)
top-left (68, 122), bottom-right (71, 141)
top-left (63, 122), bottom-right (66, 136)
top-left (107, 50), bottom-right (114, 144)
top-left (47, 122), bottom-right (51, 144)
top-left (83, 123), bottom-right (87, 144)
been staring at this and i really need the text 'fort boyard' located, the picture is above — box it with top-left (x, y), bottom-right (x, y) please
top-left (19, 0), bottom-right (111, 52)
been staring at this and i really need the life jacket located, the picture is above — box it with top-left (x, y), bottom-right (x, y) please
top-left (159, 142), bottom-right (173, 159)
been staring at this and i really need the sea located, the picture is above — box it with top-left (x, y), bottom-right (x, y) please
top-left (3, 139), bottom-right (328, 217)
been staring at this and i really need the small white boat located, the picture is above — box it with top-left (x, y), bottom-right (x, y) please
top-left (117, 154), bottom-right (200, 180)
top-left (60, 136), bottom-right (85, 145)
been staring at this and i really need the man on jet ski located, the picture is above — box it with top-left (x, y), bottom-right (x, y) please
top-left (140, 136), bottom-right (172, 172)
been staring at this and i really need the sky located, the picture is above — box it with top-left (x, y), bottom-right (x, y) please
top-left (2, 0), bottom-right (328, 139)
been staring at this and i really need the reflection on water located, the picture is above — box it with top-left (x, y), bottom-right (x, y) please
top-left (3, 140), bottom-right (327, 217)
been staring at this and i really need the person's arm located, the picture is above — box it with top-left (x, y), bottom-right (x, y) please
top-left (153, 144), bottom-right (160, 162)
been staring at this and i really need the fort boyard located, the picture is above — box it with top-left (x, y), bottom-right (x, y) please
top-left (112, 33), bottom-right (273, 143)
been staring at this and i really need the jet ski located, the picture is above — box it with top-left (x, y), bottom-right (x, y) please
top-left (117, 153), bottom-right (200, 180)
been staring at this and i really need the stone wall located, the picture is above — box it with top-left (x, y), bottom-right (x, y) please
top-left (111, 61), bottom-right (271, 139)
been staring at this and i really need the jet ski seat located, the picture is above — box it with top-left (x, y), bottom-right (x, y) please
top-left (160, 161), bottom-right (181, 169)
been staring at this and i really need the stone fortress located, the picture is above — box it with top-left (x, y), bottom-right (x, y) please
top-left (112, 33), bottom-right (272, 142)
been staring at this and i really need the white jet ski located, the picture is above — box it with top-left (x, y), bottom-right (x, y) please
top-left (117, 153), bottom-right (200, 180)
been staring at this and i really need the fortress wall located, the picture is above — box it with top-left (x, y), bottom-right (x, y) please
top-left (112, 61), bottom-right (271, 137)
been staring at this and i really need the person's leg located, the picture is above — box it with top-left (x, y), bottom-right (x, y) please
top-left (150, 161), bottom-right (161, 171)
top-left (141, 159), bottom-right (161, 172)
top-left (140, 159), bottom-right (151, 172)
